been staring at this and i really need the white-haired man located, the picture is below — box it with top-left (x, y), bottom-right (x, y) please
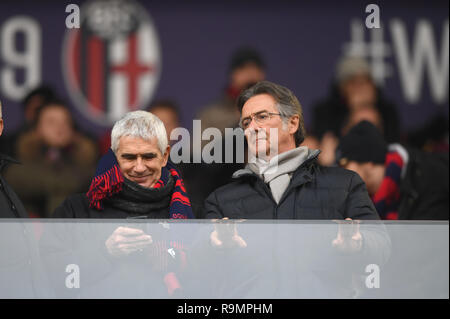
top-left (53, 110), bottom-right (194, 220)
top-left (44, 111), bottom-right (193, 297)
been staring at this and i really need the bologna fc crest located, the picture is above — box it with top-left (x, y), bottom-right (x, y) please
top-left (62, 0), bottom-right (161, 125)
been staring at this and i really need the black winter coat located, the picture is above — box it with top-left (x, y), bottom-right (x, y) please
top-left (0, 153), bottom-right (28, 218)
top-left (204, 151), bottom-right (380, 220)
top-left (44, 193), bottom-right (188, 298)
top-left (0, 153), bottom-right (52, 297)
top-left (398, 148), bottom-right (449, 220)
top-left (53, 193), bottom-right (170, 219)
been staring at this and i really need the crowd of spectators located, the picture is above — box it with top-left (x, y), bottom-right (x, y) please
top-left (0, 48), bottom-right (448, 220)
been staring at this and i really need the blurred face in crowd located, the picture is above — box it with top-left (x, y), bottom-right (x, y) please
top-left (340, 74), bottom-right (376, 111)
top-left (341, 107), bottom-right (383, 136)
top-left (150, 107), bottom-right (179, 143)
top-left (342, 160), bottom-right (385, 196)
top-left (241, 94), bottom-right (298, 159)
top-left (231, 62), bottom-right (265, 91)
top-left (116, 136), bottom-right (169, 188)
top-left (36, 104), bottom-right (74, 148)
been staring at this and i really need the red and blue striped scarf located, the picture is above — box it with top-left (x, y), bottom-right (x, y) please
top-left (372, 150), bottom-right (405, 220)
top-left (86, 149), bottom-right (194, 219)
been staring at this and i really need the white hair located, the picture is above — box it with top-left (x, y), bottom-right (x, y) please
top-left (0, 99), bottom-right (2, 118)
top-left (111, 110), bottom-right (168, 154)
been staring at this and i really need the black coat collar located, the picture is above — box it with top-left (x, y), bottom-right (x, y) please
top-left (0, 152), bottom-right (20, 170)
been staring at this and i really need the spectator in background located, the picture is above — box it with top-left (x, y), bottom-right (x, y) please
top-left (22, 86), bottom-right (57, 125)
top-left (341, 105), bottom-right (384, 137)
top-left (336, 121), bottom-right (449, 220)
top-left (406, 113), bottom-right (449, 153)
top-left (178, 47), bottom-right (266, 215)
top-left (4, 99), bottom-right (98, 217)
top-left (53, 110), bottom-right (194, 219)
top-left (0, 85), bottom-right (56, 156)
top-left (148, 99), bottom-right (181, 145)
top-left (41, 111), bottom-right (194, 297)
top-left (311, 56), bottom-right (400, 166)
top-left (197, 46), bottom-right (266, 135)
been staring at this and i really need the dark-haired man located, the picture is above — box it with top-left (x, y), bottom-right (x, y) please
top-left (198, 83), bottom-right (391, 299)
top-left (204, 81), bottom-right (380, 220)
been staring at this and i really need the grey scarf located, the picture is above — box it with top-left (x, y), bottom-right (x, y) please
top-left (105, 173), bottom-right (175, 215)
top-left (247, 146), bottom-right (310, 204)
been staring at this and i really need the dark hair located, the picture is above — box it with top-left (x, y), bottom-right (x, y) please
top-left (230, 47), bottom-right (265, 72)
top-left (237, 80), bottom-right (306, 146)
top-left (148, 99), bottom-right (180, 119)
top-left (33, 99), bottom-right (74, 129)
top-left (22, 85), bottom-right (56, 110)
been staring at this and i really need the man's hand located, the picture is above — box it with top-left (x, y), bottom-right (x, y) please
top-left (105, 226), bottom-right (153, 257)
top-left (332, 218), bottom-right (363, 253)
top-left (210, 218), bottom-right (247, 249)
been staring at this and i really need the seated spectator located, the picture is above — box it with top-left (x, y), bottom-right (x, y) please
top-left (312, 56), bottom-right (401, 166)
top-left (204, 81), bottom-right (380, 220)
top-left (148, 99), bottom-right (181, 145)
top-left (0, 85), bottom-right (56, 156)
top-left (318, 106), bottom-right (385, 166)
top-left (179, 48), bottom-right (266, 213)
top-left (45, 111), bottom-right (194, 297)
top-left (336, 121), bottom-right (449, 220)
top-left (340, 105), bottom-right (384, 137)
top-left (53, 110), bottom-right (194, 219)
top-left (38, 112), bottom-right (194, 298)
top-left (4, 99), bottom-right (98, 217)
top-left (197, 46), bottom-right (266, 136)
top-left (406, 113), bottom-right (449, 153)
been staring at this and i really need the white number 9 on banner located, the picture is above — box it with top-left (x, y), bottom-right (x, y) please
top-left (0, 16), bottom-right (41, 101)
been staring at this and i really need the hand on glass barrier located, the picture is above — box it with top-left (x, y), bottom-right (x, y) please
top-left (332, 218), bottom-right (363, 253)
top-left (105, 226), bottom-right (153, 257)
top-left (210, 218), bottom-right (247, 249)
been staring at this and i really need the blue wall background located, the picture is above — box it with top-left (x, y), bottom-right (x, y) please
top-left (0, 0), bottom-right (448, 138)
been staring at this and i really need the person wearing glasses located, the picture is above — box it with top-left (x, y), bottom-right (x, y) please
top-left (197, 82), bottom-right (390, 299)
top-left (203, 80), bottom-right (380, 220)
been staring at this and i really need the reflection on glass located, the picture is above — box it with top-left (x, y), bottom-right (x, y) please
top-left (0, 220), bottom-right (447, 299)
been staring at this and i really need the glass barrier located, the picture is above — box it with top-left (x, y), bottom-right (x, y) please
top-left (0, 219), bottom-right (447, 299)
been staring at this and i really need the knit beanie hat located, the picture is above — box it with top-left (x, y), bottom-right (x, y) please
top-left (336, 120), bottom-right (387, 165)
